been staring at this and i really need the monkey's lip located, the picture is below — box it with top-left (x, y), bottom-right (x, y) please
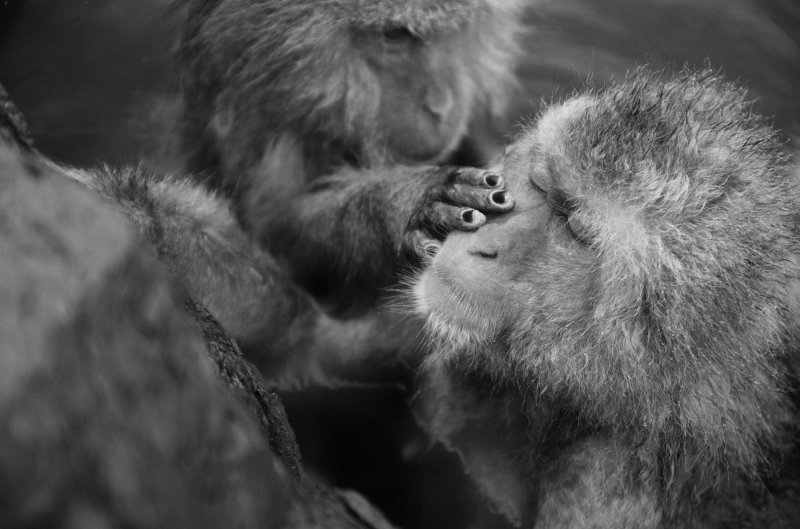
top-left (392, 141), bottom-right (457, 165)
top-left (416, 269), bottom-right (457, 317)
top-left (389, 117), bottom-right (467, 165)
top-left (415, 269), bottom-right (489, 334)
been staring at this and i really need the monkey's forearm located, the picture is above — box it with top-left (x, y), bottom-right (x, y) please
top-left (260, 164), bottom-right (511, 303)
top-left (261, 166), bottom-right (437, 297)
top-left (61, 164), bottom-right (322, 347)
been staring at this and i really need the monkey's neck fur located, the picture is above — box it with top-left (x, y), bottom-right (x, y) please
top-left (422, 317), bottom-right (793, 503)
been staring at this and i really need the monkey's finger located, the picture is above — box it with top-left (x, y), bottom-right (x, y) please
top-left (450, 167), bottom-right (504, 189)
top-left (445, 185), bottom-right (515, 212)
top-left (427, 202), bottom-right (486, 232)
top-left (407, 229), bottom-right (442, 260)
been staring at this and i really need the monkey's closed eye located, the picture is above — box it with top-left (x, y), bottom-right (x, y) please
top-left (561, 215), bottom-right (591, 244)
top-left (544, 188), bottom-right (589, 244)
top-left (382, 25), bottom-right (415, 40)
top-left (545, 188), bottom-right (576, 217)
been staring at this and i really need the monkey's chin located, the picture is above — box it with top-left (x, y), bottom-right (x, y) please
top-left (413, 271), bottom-right (497, 352)
top-left (391, 137), bottom-right (460, 166)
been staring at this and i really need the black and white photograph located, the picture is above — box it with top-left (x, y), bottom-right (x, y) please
top-left (1, 1), bottom-right (799, 527)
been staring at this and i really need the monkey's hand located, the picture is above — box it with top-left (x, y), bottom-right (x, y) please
top-left (254, 165), bottom-right (514, 304)
top-left (406, 167), bottom-right (514, 258)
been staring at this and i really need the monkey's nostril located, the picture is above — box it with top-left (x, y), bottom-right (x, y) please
top-left (475, 249), bottom-right (498, 259)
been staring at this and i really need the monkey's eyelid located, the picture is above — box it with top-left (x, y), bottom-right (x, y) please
top-left (382, 25), bottom-right (416, 40)
top-left (529, 178), bottom-right (546, 194)
top-left (546, 188), bottom-right (576, 216)
top-left (563, 217), bottom-right (590, 245)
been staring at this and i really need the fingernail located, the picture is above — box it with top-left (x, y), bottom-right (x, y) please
top-left (461, 208), bottom-right (475, 223)
top-left (491, 190), bottom-right (508, 205)
top-left (485, 174), bottom-right (501, 187)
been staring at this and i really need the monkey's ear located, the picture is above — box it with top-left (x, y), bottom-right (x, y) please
top-left (414, 365), bottom-right (530, 526)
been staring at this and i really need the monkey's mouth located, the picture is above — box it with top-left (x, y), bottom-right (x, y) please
top-left (414, 270), bottom-right (496, 347)
top-left (385, 107), bottom-right (470, 166)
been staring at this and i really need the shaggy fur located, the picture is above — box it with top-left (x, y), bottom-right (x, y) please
top-left (0, 86), bottom-right (401, 528)
top-left (0, 140), bottom-right (292, 529)
top-left (61, 164), bottom-right (311, 344)
top-left (60, 164), bottom-right (410, 386)
top-left (414, 70), bottom-right (800, 528)
top-left (177, 0), bottom-right (525, 308)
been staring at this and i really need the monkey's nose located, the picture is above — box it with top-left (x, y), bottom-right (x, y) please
top-left (424, 86), bottom-right (454, 122)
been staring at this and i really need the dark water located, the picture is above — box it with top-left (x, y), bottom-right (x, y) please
top-left (1, 1), bottom-right (798, 529)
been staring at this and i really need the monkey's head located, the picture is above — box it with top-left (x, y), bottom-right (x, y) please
top-left (415, 71), bottom-right (798, 461)
top-left (180, 0), bottom-right (526, 170)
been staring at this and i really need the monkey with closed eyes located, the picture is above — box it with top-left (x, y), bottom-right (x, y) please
top-left (414, 69), bottom-right (800, 528)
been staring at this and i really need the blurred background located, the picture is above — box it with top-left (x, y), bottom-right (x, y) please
top-left (1, 1), bottom-right (797, 528)
top-left (1, 0), bottom-right (797, 168)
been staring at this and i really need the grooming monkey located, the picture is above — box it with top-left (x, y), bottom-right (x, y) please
top-left (176, 5), bottom-right (528, 524)
top-left (178, 0), bottom-right (526, 309)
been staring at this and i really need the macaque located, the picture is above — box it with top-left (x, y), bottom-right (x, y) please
top-left (177, 0), bottom-right (526, 308)
top-left (414, 70), bottom-right (800, 528)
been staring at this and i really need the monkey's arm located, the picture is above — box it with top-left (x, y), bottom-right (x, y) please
top-left (60, 164), bottom-right (411, 385)
top-left (260, 165), bottom-right (513, 306)
top-left (60, 165), bottom-right (313, 344)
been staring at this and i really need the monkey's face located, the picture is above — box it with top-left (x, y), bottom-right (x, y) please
top-left (372, 37), bottom-right (471, 163)
top-left (416, 71), bottom-right (796, 409)
top-left (185, 0), bottom-right (524, 172)
top-left (341, 0), bottom-right (526, 165)
top-left (350, 28), bottom-right (480, 165)
top-left (414, 96), bottom-right (598, 353)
